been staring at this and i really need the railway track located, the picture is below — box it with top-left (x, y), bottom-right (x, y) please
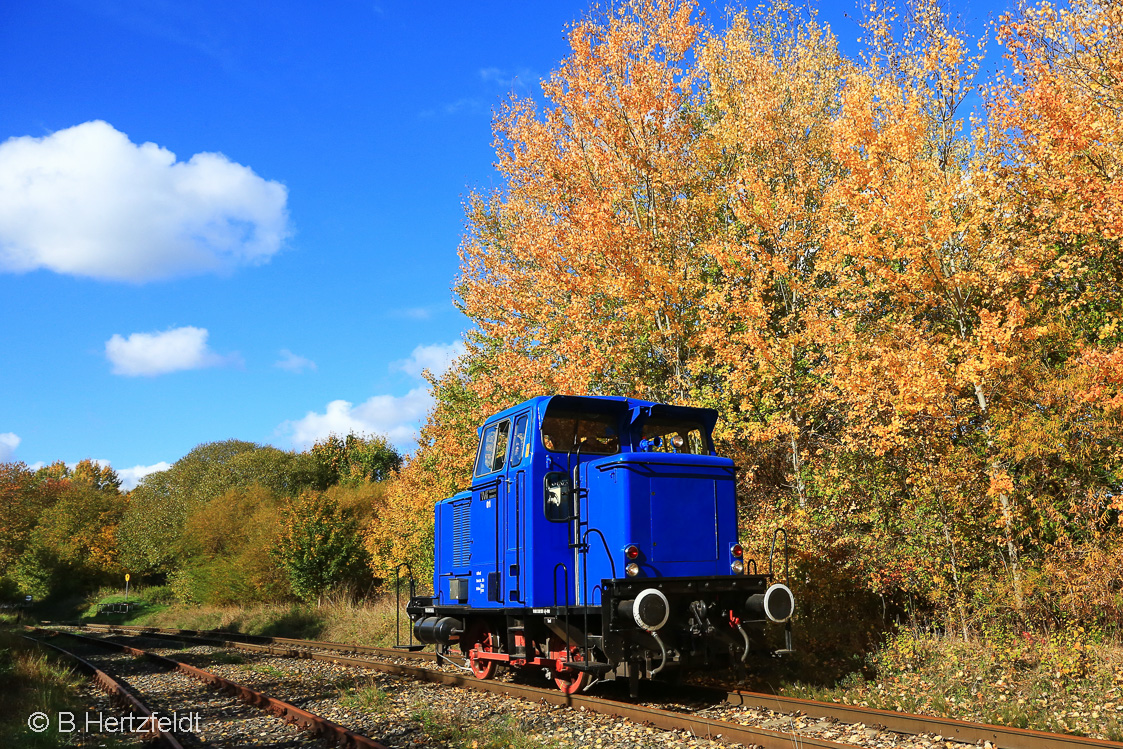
top-left (21, 633), bottom-right (184, 748)
top-left (26, 627), bottom-right (386, 748)
top-left (70, 622), bottom-right (1123, 749)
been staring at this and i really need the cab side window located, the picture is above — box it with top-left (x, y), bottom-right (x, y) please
top-left (474, 419), bottom-right (511, 477)
top-left (540, 411), bottom-right (619, 455)
top-left (510, 414), bottom-right (529, 467)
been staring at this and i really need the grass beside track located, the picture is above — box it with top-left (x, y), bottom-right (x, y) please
top-left (0, 625), bottom-right (135, 748)
top-left (77, 587), bottom-right (402, 646)
top-left (781, 627), bottom-right (1123, 741)
top-left (410, 702), bottom-right (566, 749)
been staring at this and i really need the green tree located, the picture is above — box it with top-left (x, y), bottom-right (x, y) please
top-left (66, 459), bottom-right (122, 493)
top-left (0, 463), bottom-right (66, 583)
top-left (273, 493), bottom-right (370, 602)
top-left (11, 483), bottom-right (125, 597)
top-left (310, 433), bottom-right (401, 486)
top-left (118, 440), bottom-right (326, 575)
top-left (172, 486), bottom-right (290, 605)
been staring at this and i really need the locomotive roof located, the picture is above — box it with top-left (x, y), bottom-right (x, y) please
top-left (480, 395), bottom-right (719, 431)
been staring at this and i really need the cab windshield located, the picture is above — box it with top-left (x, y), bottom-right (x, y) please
top-left (541, 410), bottom-right (620, 455)
top-left (474, 419), bottom-right (510, 476)
top-left (640, 418), bottom-right (708, 455)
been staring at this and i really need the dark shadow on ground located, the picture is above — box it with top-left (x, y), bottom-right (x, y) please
top-left (253, 608), bottom-right (326, 640)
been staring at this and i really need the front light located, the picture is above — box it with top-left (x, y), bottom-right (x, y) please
top-left (625, 563), bottom-right (640, 577)
top-left (731, 559), bottom-right (745, 574)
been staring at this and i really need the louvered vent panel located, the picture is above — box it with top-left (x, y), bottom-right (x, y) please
top-left (452, 501), bottom-right (471, 567)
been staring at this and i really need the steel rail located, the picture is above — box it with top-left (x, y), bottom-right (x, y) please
top-left (73, 626), bottom-right (902, 749)
top-left (84, 624), bottom-right (336, 660)
top-left (42, 628), bottom-right (388, 749)
top-left (82, 622), bottom-right (439, 662)
top-left (79, 623), bottom-right (1123, 749)
top-left (21, 634), bottom-right (185, 749)
top-left (76, 626), bottom-right (856, 749)
top-left (723, 689), bottom-right (1123, 749)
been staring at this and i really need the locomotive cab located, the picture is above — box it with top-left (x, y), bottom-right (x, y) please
top-left (407, 395), bottom-right (794, 695)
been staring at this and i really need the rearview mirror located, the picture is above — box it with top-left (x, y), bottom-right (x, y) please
top-left (544, 472), bottom-right (574, 522)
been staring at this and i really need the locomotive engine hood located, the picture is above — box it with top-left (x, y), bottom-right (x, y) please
top-left (570, 446), bottom-right (735, 589)
top-left (589, 451), bottom-right (735, 571)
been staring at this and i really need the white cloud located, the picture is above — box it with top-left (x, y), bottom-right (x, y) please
top-left (389, 305), bottom-right (436, 320)
top-left (479, 66), bottom-right (534, 91)
top-left (116, 461), bottom-right (172, 491)
top-left (479, 66), bottom-right (506, 84)
top-left (106, 326), bottom-right (233, 376)
top-left (278, 340), bottom-right (465, 454)
top-left (420, 98), bottom-right (486, 118)
top-left (391, 341), bottom-right (465, 378)
top-left (279, 387), bottom-right (432, 452)
top-left (0, 432), bottom-right (20, 461)
top-left (275, 349), bottom-right (316, 373)
top-left (0, 120), bottom-right (289, 282)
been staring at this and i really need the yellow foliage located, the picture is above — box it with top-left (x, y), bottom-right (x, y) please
top-left (366, 0), bottom-right (1123, 631)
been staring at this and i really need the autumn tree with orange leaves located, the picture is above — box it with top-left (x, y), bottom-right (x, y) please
top-left (984, 0), bottom-right (1123, 619)
top-left (383, 0), bottom-right (1121, 642)
top-left (458, 0), bottom-right (713, 406)
top-left (693, 4), bottom-right (845, 513)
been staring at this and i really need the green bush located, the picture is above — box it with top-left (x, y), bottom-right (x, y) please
top-left (273, 493), bottom-right (371, 601)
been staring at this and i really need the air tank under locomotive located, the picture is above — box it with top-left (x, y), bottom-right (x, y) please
top-left (406, 395), bottom-right (794, 695)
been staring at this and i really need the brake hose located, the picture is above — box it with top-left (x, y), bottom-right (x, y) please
top-left (650, 630), bottom-right (668, 676)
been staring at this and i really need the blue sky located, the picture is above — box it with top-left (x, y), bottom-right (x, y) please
top-left (0, 0), bottom-right (1014, 488)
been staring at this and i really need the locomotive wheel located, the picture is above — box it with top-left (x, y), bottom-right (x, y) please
top-left (548, 636), bottom-right (588, 695)
top-left (464, 625), bottom-right (499, 680)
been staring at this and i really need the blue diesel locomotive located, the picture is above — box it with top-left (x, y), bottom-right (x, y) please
top-left (406, 395), bottom-right (794, 695)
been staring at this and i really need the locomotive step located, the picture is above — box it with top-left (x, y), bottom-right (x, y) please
top-left (563, 661), bottom-right (614, 674)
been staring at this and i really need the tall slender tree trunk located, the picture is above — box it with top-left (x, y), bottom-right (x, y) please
top-left (790, 407), bottom-right (806, 509)
top-left (973, 382), bottom-right (1025, 614)
top-left (937, 496), bottom-right (970, 639)
top-left (957, 306), bottom-right (1024, 616)
top-left (789, 339), bottom-right (806, 509)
